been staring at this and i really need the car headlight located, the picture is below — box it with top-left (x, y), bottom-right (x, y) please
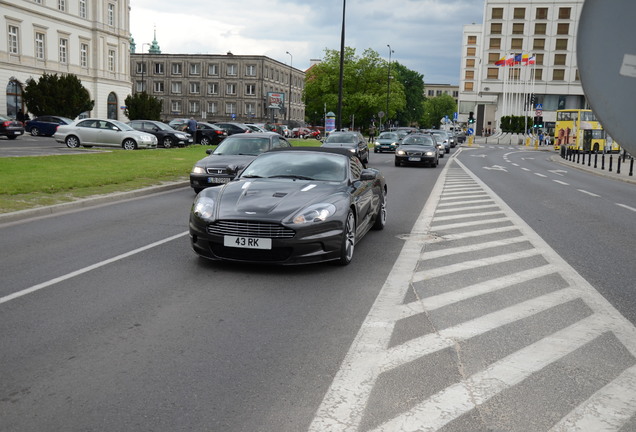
top-left (192, 165), bottom-right (206, 174)
top-left (291, 203), bottom-right (337, 224)
top-left (192, 196), bottom-right (215, 221)
top-left (396, 150), bottom-right (406, 155)
top-left (425, 151), bottom-right (434, 156)
top-left (175, 133), bottom-right (187, 139)
top-left (349, 148), bottom-right (356, 153)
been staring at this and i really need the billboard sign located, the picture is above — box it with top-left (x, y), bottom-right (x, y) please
top-left (267, 92), bottom-right (285, 110)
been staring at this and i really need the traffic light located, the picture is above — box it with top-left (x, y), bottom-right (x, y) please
top-left (530, 93), bottom-right (536, 107)
top-left (533, 116), bottom-right (544, 128)
top-left (468, 111), bottom-right (475, 124)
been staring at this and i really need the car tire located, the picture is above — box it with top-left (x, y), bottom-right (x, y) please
top-left (31, 127), bottom-right (40, 136)
top-left (337, 210), bottom-right (356, 266)
top-left (372, 193), bottom-right (387, 231)
top-left (163, 137), bottom-right (174, 148)
top-left (200, 136), bottom-right (211, 146)
top-left (7, 135), bottom-right (17, 140)
top-left (122, 139), bottom-right (137, 150)
top-left (193, 187), bottom-right (202, 194)
top-left (65, 135), bottom-right (80, 148)
top-left (394, 159), bottom-right (400, 167)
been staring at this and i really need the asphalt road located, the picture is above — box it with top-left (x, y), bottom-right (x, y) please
top-left (2, 144), bottom-right (636, 431)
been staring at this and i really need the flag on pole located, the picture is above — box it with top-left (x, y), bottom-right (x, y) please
top-left (513, 54), bottom-right (523, 65)
top-left (495, 55), bottom-right (507, 66)
top-left (527, 55), bottom-right (536, 65)
top-left (521, 54), bottom-right (530, 65)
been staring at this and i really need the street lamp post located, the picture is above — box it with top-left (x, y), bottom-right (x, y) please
top-left (286, 51), bottom-right (292, 122)
top-left (386, 44), bottom-right (394, 130)
top-left (336, 0), bottom-right (346, 131)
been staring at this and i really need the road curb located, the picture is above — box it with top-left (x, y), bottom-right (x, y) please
top-left (0, 180), bottom-right (190, 225)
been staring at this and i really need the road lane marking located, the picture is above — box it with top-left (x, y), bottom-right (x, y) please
top-left (535, 172), bottom-right (547, 177)
top-left (616, 203), bottom-right (636, 212)
top-left (578, 189), bottom-right (601, 197)
top-left (0, 231), bottom-right (189, 306)
top-left (553, 180), bottom-right (570, 186)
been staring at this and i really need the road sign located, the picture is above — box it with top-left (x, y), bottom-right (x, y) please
top-left (453, 112), bottom-right (458, 120)
top-left (467, 128), bottom-right (474, 135)
top-left (535, 108), bottom-right (543, 116)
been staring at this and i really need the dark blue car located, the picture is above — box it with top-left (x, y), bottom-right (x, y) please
top-left (25, 116), bottom-right (73, 136)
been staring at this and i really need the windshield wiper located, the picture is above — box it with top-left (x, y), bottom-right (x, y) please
top-left (241, 174), bottom-right (263, 178)
top-left (268, 175), bottom-right (315, 180)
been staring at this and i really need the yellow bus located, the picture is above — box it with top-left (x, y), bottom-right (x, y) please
top-left (554, 109), bottom-right (620, 152)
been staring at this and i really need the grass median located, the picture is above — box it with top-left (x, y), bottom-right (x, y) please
top-left (0, 139), bottom-right (321, 214)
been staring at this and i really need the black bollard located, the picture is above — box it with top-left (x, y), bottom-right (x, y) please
top-left (609, 154), bottom-right (613, 172)
top-left (617, 156), bottom-right (622, 174)
top-left (588, 150), bottom-right (592, 167)
top-left (630, 157), bottom-right (634, 177)
top-left (577, 151), bottom-right (580, 164)
top-left (594, 152), bottom-right (598, 168)
top-left (601, 153), bottom-right (605, 170)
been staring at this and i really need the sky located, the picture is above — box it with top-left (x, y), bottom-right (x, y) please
top-left (129, 0), bottom-right (484, 85)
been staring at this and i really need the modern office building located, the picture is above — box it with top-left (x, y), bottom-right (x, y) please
top-left (459, 0), bottom-right (586, 135)
top-left (130, 46), bottom-right (306, 125)
top-left (425, 84), bottom-right (460, 104)
top-left (0, 0), bottom-right (133, 120)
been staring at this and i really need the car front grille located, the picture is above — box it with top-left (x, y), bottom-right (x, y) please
top-left (206, 167), bottom-right (227, 175)
top-left (406, 151), bottom-right (424, 156)
top-left (207, 220), bottom-right (296, 239)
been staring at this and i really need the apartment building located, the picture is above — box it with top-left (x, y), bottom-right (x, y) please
top-left (459, 0), bottom-right (586, 135)
top-left (0, 0), bottom-right (132, 120)
top-left (130, 50), bottom-right (306, 125)
top-left (425, 84), bottom-right (459, 104)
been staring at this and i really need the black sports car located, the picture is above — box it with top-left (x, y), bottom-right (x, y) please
top-left (190, 133), bottom-right (293, 193)
top-left (395, 133), bottom-right (439, 167)
top-left (189, 148), bottom-right (387, 265)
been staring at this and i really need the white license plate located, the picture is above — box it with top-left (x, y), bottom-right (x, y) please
top-left (224, 236), bottom-right (272, 250)
top-left (408, 157), bottom-right (421, 161)
top-left (208, 177), bottom-right (231, 184)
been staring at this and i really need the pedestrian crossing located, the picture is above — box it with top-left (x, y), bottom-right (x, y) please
top-left (309, 159), bottom-right (636, 431)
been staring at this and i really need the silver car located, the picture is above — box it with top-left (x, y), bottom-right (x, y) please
top-left (54, 118), bottom-right (158, 150)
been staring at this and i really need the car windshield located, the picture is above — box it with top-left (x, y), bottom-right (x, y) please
top-left (155, 122), bottom-right (173, 131)
top-left (402, 135), bottom-right (435, 146)
top-left (240, 152), bottom-right (347, 182)
top-left (378, 132), bottom-right (398, 140)
top-left (112, 120), bottom-right (135, 131)
top-left (325, 133), bottom-right (356, 143)
top-left (212, 137), bottom-right (270, 155)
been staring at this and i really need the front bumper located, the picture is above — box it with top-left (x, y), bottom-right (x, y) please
top-left (395, 154), bottom-right (436, 165)
top-left (190, 173), bottom-right (234, 190)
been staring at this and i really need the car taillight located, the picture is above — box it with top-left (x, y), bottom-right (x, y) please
top-left (2, 121), bottom-right (10, 127)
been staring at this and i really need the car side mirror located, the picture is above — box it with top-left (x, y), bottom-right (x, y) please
top-left (205, 149), bottom-right (214, 155)
top-left (360, 169), bottom-right (377, 181)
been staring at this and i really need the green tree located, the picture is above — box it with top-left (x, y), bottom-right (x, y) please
top-left (303, 47), bottom-right (406, 131)
top-left (421, 94), bottom-right (457, 128)
top-left (392, 63), bottom-right (425, 127)
top-left (23, 73), bottom-right (94, 118)
top-left (124, 92), bottom-right (162, 120)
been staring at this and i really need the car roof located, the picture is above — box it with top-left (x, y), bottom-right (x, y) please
top-left (223, 132), bottom-right (277, 139)
top-left (267, 146), bottom-right (356, 159)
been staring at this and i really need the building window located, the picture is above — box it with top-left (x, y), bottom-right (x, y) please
top-left (533, 38), bottom-right (545, 50)
top-left (466, 59), bottom-right (475, 68)
top-left (153, 81), bottom-right (164, 93)
top-left (436, 90), bottom-right (443, 96)
top-left (575, 70), bottom-right (580, 81)
top-left (208, 63), bottom-right (218, 75)
top-left (512, 23), bottom-right (524, 35)
top-left (536, 8), bottom-right (548, 19)
top-left (108, 49), bottom-right (115, 72)
top-left (33, 0), bottom-right (42, 3)
top-left (464, 82), bottom-right (474, 92)
top-left (555, 39), bottom-right (568, 50)
top-left (467, 47), bottom-right (477, 56)
top-left (207, 101), bottom-right (217, 114)
top-left (453, 91), bottom-right (459, 98)
top-left (189, 101), bottom-right (199, 114)
top-left (171, 63), bottom-right (182, 75)
top-left (246, 64), bottom-right (256, 76)
top-left (135, 81), bottom-right (144, 92)
top-left (535, 54), bottom-right (544, 65)
top-left (508, 68), bottom-right (520, 80)
top-left (467, 35), bottom-right (477, 45)
top-left (136, 62), bottom-right (147, 74)
top-left (36, 32), bottom-right (46, 60)
top-left (557, 23), bottom-right (570, 35)
top-left (490, 23), bottom-right (502, 34)
top-left (533, 69), bottom-right (543, 81)
top-left (225, 102), bottom-right (236, 114)
top-left (107, 92), bottom-right (117, 119)
top-left (171, 100), bottom-right (181, 113)
top-left (553, 69), bottom-right (565, 81)
top-left (554, 54), bottom-right (567, 66)
top-left (491, 7), bottom-right (503, 19)
top-left (189, 63), bottom-right (200, 75)
top-left (245, 102), bottom-right (255, 116)
top-left (79, 0), bottom-right (87, 18)
top-left (58, 0), bottom-right (65, 11)
top-left (227, 64), bottom-right (237, 76)
top-left (513, 8), bottom-right (525, 19)
top-left (489, 38), bottom-right (501, 49)
top-left (154, 63), bottom-right (164, 74)
top-left (559, 7), bottom-right (571, 19)
top-left (107, 3), bottom-right (115, 26)
top-left (511, 38), bottom-right (523, 50)
top-left (245, 84), bottom-right (256, 96)
top-left (427, 90), bottom-right (434, 97)
top-left (80, 43), bottom-right (88, 67)
top-left (534, 23), bottom-right (547, 35)
top-left (59, 37), bottom-right (68, 63)
top-left (207, 82), bottom-right (218, 95)
top-left (226, 83), bottom-right (236, 95)
top-left (189, 82), bottom-right (200, 94)
top-left (8, 25), bottom-right (19, 55)
top-left (171, 82), bottom-right (182, 94)
top-left (487, 68), bottom-right (499, 79)
top-left (465, 70), bottom-right (474, 80)
top-left (488, 53), bottom-right (500, 64)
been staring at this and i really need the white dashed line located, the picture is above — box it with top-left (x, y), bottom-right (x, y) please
top-left (616, 203), bottom-right (636, 212)
top-left (578, 189), bottom-right (601, 197)
top-left (553, 180), bottom-right (570, 186)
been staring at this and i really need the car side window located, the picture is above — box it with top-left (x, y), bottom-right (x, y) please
top-left (349, 157), bottom-right (362, 180)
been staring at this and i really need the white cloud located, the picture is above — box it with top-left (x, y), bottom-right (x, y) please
top-left (129, 0), bottom-right (483, 84)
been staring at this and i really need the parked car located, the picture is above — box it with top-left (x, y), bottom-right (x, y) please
top-left (213, 122), bottom-right (253, 135)
top-left (195, 122), bottom-right (228, 145)
top-left (127, 120), bottom-right (192, 148)
top-left (394, 134), bottom-right (439, 167)
top-left (373, 131), bottom-right (400, 153)
top-left (190, 132), bottom-right (292, 193)
top-left (0, 115), bottom-right (25, 139)
top-left (168, 118), bottom-right (190, 131)
top-left (292, 127), bottom-right (321, 139)
top-left (430, 130), bottom-right (451, 153)
top-left (24, 116), bottom-right (73, 137)
top-left (321, 131), bottom-right (369, 166)
top-left (189, 147), bottom-right (387, 265)
top-left (245, 124), bottom-right (267, 133)
top-left (53, 118), bottom-right (158, 150)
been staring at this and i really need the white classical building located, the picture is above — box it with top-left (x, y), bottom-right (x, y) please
top-left (0, 0), bottom-right (132, 120)
top-left (459, 0), bottom-right (586, 135)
